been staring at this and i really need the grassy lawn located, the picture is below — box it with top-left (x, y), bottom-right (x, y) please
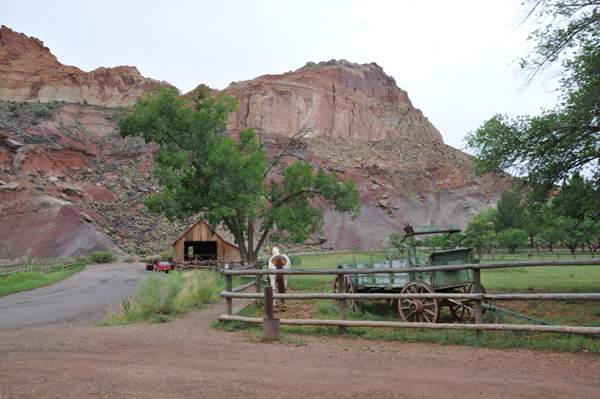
top-left (0, 264), bottom-right (86, 297)
top-left (218, 249), bottom-right (600, 353)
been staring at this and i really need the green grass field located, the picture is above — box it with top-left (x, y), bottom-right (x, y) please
top-left (0, 264), bottom-right (86, 297)
top-left (220, 250), bottom-right (600, 353)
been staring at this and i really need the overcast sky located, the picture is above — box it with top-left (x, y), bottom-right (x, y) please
top-left (4, 0), bottom-right (560, 149)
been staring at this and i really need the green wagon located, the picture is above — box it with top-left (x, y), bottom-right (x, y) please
top-left (334, 226), bottom-right (482, 323)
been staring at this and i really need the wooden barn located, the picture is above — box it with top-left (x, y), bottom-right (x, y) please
top-left (172, 220), bottom-right (241, 264)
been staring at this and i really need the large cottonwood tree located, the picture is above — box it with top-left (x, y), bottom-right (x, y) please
top-left (119, 87), bottom-right (360, 261)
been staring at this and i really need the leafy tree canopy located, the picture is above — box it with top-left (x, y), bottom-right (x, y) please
top-left (464, 208), bottom-right (497, 256)
top-left (496, 228), bottom-right (529, 253)
top-left (119, 88), bottom-right (360, 261)
top-left (495, 190), bottom-right (527, 231)
top-left (465, 1), bottom-right (600, 200)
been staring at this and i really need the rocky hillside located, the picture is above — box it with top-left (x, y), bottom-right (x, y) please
top-left (0, 27), bottom-right (511, 259)
top-left (0, 26), bottom-right (170, 107)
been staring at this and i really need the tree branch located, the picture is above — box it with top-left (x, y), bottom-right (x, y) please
top-left (263, 125), bottom-right (313, 177)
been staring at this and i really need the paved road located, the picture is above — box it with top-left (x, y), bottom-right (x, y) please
top-left (0, 262), bottom-right (145, 329)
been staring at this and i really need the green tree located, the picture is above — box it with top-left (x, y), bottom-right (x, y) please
top-left (496, 228), bottom-right (529, 253)
top-left (495, 191), bottom-right (526, 231)
top-left (555, 216), bottom-right (586, 253)
top-left (538, 223), bottom-right (564, 252)
top-left (119, 88), bottom-right (360, 261)
top-left (552, 172), bottom-right (594, 222)
top-left (464, 208), bottom-right (497, 257)
top-left (580, 218), bottom-right (600, 251)
top-left (465, 1), bottom-right (600, 199)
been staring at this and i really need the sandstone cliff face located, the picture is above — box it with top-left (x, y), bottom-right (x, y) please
top-left (221, 60), bottom-right (443, 144)
top-left (0, 26), bottom-right (169, 107)
top-left (0, 26), bottom-right (511, 258)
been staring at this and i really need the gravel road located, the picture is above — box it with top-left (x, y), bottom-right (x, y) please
top-left (0, 262), bottom-right (144, 329)
top-left (1, 298), bottom-right (599, 398)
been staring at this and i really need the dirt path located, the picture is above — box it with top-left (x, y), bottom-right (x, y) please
top-left (1, 299), bottom-right (599, 399)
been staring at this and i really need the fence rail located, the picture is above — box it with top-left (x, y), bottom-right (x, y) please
top-left (0, 259), bottom-right (78, 277)
top-left (218, 258), bottom-right (600, 338)
top-left (220, 258), bottom-right (600, 276)
top-left (220, 292), bottom-right (600, 301)
top-left (219, 315), bottom-right (600, 335)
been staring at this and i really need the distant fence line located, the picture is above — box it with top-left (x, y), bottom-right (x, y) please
top-left (0, 259), bottom-right (79, 277)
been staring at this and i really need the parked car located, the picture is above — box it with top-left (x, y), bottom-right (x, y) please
top-left (146, 259), bottom-right (174, 272)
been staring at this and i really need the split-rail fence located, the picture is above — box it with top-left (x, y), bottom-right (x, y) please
top-left (218, 259), bottom-right (600, 337)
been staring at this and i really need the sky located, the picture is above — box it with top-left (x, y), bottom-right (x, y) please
top-left (3, 0), bottom-right (560, 149)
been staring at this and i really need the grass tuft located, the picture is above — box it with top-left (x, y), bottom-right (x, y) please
top-left (103, 270), bottom-right (222, 325)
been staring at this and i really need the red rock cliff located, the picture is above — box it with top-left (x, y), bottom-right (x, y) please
top-left (220, 60), bottom-right (443, 143)
top-left (0, 26), bottom-right (170, 107)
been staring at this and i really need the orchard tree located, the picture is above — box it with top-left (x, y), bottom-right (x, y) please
top-left (555, 216), bottom-right (586, 253)
top-left (495, 191), bottom-right (527, 231)
top-left (119, 88), bottom-right (360, 261)
top-left (497, 228), bottom-right (529, 253)
top-left (464, 208), bottom-right (497, 257)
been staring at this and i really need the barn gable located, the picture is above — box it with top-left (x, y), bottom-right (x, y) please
top-left (172, 220), bottom-right (241, 263)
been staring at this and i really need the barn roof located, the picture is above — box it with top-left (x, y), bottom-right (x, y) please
top-left (173, 219), bottom-right (238, 248)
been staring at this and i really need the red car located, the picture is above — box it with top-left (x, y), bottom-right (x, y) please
top-left (146, 260), bottom-right (174, 272)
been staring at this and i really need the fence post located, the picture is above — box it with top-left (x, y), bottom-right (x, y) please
top-left (255, 263), bottom-right (262, 306)
top-left (263, 285), bottom-right (280, 341)
top-left (226, 274), bottom-right (233, 316)
top-left (473, 267), bottom-right (482, 332)
top-left (337, 267), bottom-right (346, 334)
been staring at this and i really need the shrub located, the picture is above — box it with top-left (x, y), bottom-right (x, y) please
top-left (33, 106), bottom-right (50, 120)
top-left (124, 254), bottom-right (135, 263)
top-left (136, 272), bottom-right (183, 315)
top-left (159, 249), bottom-right (174, 261)
top-left (176, 271), bottom-right (221, 309)
top-left (89, 250), bottom-right (116, 264)
top-left (288, 255), bottom-right (302, 266)
top-left (103, 270), bottom-right (222, 325)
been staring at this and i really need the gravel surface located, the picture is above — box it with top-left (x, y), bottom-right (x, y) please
top-left (1, 297), bottom-right (599, 399)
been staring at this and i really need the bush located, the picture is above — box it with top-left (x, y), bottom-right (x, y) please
top-left (103, 270), bottom-right (223, 325)
top-left (89, 250), bottom-right (116, 264)
top-left (159, 249), bottom-right (174, 261)
top-left (124, 254), bottom-right (135, 263)
top-left (137, 272), bottom-right (183, 315)
top-left (176, 271), bottom-right (221, 309)
top-left (288, 255), bottom-right (302, 266)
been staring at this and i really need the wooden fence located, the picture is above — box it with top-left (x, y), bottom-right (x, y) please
top-left (218, 259), bottom-right (600, 338)
top-left (0, 259), bottom-right (79, 277)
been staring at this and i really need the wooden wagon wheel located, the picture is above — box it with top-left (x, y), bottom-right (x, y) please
top-left (332, 275), bottom-right (358, 312)
top-left (447, 284), bottom-right (487, 322)
top-left (398, 282), bottom-right (439, 323)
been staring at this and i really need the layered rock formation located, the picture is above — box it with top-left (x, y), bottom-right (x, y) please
top-left (0, 26), bottom-right (511, 259)
top-left (0, 26), bottom-right (170, 107)
top-left (222, 60), bottom-right (442, 144)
